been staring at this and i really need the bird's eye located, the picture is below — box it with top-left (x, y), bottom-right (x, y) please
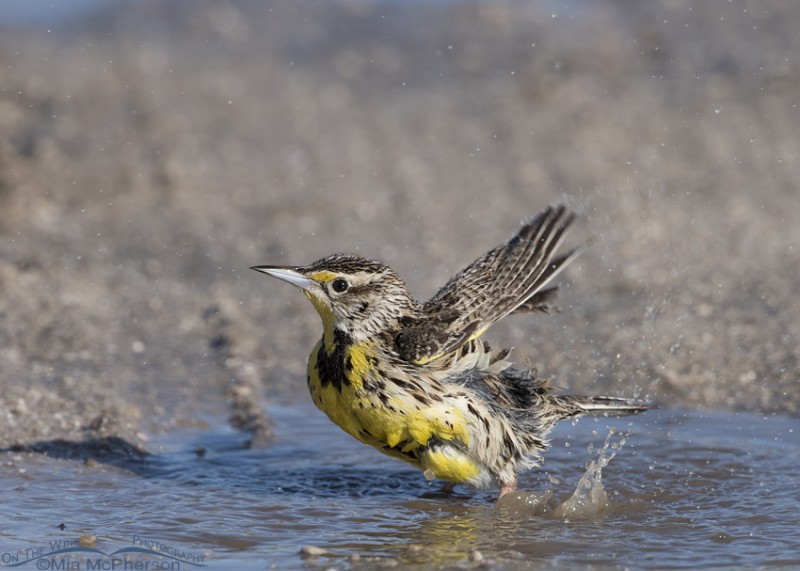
top-left (331, 278), bottom-right (349, 293)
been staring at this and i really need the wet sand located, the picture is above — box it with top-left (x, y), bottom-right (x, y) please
top-left (0, 0), bottom-right (798, 455)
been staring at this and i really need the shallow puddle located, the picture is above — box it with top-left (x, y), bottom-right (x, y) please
top-left (1, 405), bottom-right (798, 570)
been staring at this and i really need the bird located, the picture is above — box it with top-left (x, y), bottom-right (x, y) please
top-left (251, 205), bottom-right (650, 499)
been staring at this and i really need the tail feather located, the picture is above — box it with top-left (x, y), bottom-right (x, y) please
top-left (559, 395), bottom-right (654, 417)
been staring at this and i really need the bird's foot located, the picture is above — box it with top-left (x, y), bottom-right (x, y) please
top-left (497, 481), bottom-right (517, 500)
top-left (421, 481), bottom-right (457, 498)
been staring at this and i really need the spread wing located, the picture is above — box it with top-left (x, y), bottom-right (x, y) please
top-left (394, 205), bottom-right (580, 364)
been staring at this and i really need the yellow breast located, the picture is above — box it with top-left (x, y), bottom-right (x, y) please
top-left (307, 338), bottom-right (407, 450)
top-left (307, 336), bottom-right (481, 483)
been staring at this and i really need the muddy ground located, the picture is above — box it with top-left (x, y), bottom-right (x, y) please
top-left (0, 0), bottom-right (797, 454)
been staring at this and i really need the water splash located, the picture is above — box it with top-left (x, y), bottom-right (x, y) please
top-left (495, 427), bottom-right (629, 518)
top-left (552, 428), bottom-right (629, 520)
top-left (495, 489), bottom-right (554, 516)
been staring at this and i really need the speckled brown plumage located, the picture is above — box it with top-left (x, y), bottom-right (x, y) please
top-left (252, 205), bottom-right (651, 499)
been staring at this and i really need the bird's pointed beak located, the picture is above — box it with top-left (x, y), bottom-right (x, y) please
top-left (251, 265), bottom-right (316, 291)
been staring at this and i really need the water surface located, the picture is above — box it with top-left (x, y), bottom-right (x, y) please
top-left (1, 405), bottom-right (798, 570)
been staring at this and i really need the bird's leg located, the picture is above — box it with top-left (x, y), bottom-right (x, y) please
top-left (439, 481), bottom-right (456, 494)
top-left (498, 481), bottom-right (517, 499)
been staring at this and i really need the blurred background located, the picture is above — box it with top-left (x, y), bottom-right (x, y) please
top-left (1, 0), bottom-right (797, 450)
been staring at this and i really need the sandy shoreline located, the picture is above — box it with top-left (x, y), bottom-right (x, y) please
top-left (0, 0), bottom-right (797, 453)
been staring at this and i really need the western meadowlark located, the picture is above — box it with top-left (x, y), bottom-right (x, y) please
top-left (252, 205), bottom-right (650, 499)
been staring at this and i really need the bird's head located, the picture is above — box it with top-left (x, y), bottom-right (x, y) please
top-left (252, 254), bottom-right (416, 345)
